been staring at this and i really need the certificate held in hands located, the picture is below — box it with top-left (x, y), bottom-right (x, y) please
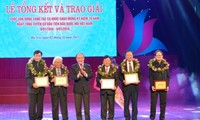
top-left (101, 79), bottom-right (115, 89)
top-left (154, 80), bottom-right (167, 90)
top-left (35, 76), bottom-right (49, 87)
top-left (55, 76), bottom-right (68, 86)
top-left (124, 73), bottom-right (139, 84)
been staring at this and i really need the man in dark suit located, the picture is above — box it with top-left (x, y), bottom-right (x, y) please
top-left (119, 51), bottom-right (141, 120)
top-left (70, 53), bottom-right (93, 120)
top-left (25, 50), bottom-right (48, 120)
top-left (49, 56), bottom-right (69, 120)
top-left (96, 55), bottom-right (119, 120)
top-left (148, 50), bottom-right (170, 120)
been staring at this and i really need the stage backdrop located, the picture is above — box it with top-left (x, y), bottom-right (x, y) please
top-left (0, 0), bottom-right (116, 57)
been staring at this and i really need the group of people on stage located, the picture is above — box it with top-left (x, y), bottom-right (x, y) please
top-left (25, 50), bottom-right (170, 120)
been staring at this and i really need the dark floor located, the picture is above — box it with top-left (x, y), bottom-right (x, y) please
top-left (0, 101), bottom-right (200, 120)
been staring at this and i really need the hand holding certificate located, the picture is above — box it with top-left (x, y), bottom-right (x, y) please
top-left (124, 73), bottom-right (140, 85)
top-left (35, 76), bottom-right (49, 87)
top-left (54, 76), bottom-right (68, 86)
top-left (101, 79), bottom-right (115, 89)
top-left (154, 80), bottom-right (167, 90)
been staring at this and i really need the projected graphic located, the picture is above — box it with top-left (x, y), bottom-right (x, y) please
top-left (0, 0), bottom-right (116, 57)
top-left (118, 2), bottom-right (167, 56)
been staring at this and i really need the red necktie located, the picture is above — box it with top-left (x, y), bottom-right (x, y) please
top-left (80, 64), bottom-right (83, 70)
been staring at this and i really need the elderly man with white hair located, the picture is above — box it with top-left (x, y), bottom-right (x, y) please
top-left (48, 56), bottom-right (69, 120)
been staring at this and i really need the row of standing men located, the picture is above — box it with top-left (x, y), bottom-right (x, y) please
top-left (25, 50), bottom-right (170, 120)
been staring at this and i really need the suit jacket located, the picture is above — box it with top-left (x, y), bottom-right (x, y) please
top-left (25, 60), bottom-right (46, 94)
top-left (49, 67), bottom-right (68, 95)
top-left (96, 65), bottom-right (119, 95)
top-left (149, 60), bottom-right (170, 88)
top-left (70, 63), bottom-right (93, 94)
top-left (119, 60), bottom-right (141, 91)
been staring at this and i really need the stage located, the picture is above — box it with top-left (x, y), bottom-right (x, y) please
top-left (0, 100), bottom-right (199, 120)
top-left (1, 0), bottom-right (200, 119)
top-left (0, 56), bottom-right (200, 119)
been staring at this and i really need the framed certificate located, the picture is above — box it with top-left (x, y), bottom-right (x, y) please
top-left (55, 76), bottom-right (68, 86)
top-left (154, 80), bottom-right (167, 90)
top-left (124, 73), bottom-right (139, 84)
top-left (101, 79), bottom-right (115, 89)
top-left (35, 76), bottom-right (49, 87)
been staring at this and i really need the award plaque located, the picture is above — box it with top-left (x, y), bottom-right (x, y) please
top-left (35, 76), bottom-right (49, 87)
top-left (55, 76), bottom-right (68, 86)
top-left (124, 73), bottom-right (139, 84)
top-left (154, 80), bottom-right (167, 90)
top-left (101, 79), bottom-right (115, 89)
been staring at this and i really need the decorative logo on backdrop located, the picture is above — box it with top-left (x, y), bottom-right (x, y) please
top-left (118, 2), bottom-right (167, 56)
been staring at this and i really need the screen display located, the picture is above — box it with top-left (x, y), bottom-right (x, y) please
top-left (0, 0), bottom-right (116, 57)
